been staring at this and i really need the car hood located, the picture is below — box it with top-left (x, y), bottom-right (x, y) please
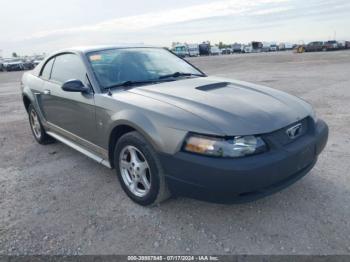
top-left (128, 76), bottom-right (313, 135)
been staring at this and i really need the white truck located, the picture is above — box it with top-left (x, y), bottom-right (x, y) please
top-left (187, 44), bottom-right (199, 57)
top-left (210, 46), bottom-right (221, 55)
top-left (243, 42), bottom-right (263, 53)
top-left (269, 44), bottom-right (278, 52)
top-left (173, 43), bottom-right (199, 57)
top-left (173, 44), bottom-right (188, 58)
top-left (232, 43), bottom-right (243, 53)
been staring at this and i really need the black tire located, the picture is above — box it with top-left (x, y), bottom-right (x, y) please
top-left (114, 131), bottom-right (170, 206)
top-left (28, 104), bottom-right (54, 144)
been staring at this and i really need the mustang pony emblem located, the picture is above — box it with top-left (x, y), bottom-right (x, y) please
top-left (286, 123), bottom-right (302, 139)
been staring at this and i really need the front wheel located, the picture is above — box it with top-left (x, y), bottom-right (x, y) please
top-left (114, 131), bottom-right (170, 206)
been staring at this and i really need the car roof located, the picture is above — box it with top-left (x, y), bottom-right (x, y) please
top-left (56, 44), bottom-right (161, 54)
top-left (31, 44), bottom-right (164, 77)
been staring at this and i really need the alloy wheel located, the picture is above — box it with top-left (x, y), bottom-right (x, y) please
top-left (29, 109), bottom-right (41, 139)
top-left (119, 145), bottom-right (151, 197)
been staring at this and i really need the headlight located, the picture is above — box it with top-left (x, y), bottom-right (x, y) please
top-left (183, 134), bottom-right (267, 158)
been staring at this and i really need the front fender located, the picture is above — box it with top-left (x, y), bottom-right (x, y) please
top-left (22, 86), bottom-right (48, 127)
top-left (22, 85), bottom-right (36, 108)
top-left (105, 109), bottom-right (188, 156)
top-left (21, 72), bottom-right (47, 124)
top-left (108, 109), bottom-right (164, 152)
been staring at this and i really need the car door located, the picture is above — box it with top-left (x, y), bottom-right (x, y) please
top-left (40, 53), bottom-right (97, 145)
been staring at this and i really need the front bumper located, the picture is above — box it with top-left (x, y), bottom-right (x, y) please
top-left (159, 119), bottom-right (328, 203)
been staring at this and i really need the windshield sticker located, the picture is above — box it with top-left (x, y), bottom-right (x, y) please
top-left (89, 55), bottom-right (102, 61)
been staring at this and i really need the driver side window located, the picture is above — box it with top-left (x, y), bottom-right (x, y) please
top-left (51, 54), bottom-right (86, 84)
top-left (40, 58), bottom-right (55, 80)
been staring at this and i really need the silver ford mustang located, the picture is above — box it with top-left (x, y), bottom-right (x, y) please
top-left (21, 46), bottom-right (328, 205)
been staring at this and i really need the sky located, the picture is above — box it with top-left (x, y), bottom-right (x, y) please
top-left (0, 0), bottom-right (350, 57)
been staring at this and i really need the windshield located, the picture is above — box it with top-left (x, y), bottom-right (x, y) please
top-left (87, 48), bottom-right (203, 89)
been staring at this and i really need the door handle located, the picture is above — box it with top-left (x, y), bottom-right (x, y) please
top-left (43, 89), bottom-right (51, 95)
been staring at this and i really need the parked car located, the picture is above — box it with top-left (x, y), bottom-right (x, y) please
top-left (337, 41), bottom-right (346, 49)
top-left (22, 60), bottom-right (35, 70)
top-left (3, 59), bottom-right (24, 71)
top-left (221, 48), bottom-right (232, 55)
top-left (304, 41), bottom-right (325, 52)
top-left (346, 41), bottom-right (350, 49)
top-left (323, 40), bottom-right (339, 51)
top-left (22, 46), bottom-right (328, 205)
top-left (278, 43), bottom-right (286, 51)
top-left (210, 46), bottom-right (221, 55)
top-left (269, 44), bottom-right (278, 52)
top-left (33, 57), bottom-right (44, 67)
top-left (243, 45), bottom-right (252, 53)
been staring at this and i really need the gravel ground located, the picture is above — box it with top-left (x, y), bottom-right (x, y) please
top-left (0, 51), bottom-right (349, 255)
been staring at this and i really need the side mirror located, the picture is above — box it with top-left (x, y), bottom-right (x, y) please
top-left (61, 79), bottom-right (89, 93)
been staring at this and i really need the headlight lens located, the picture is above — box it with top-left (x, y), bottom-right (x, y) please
top-left (184, 134), bottom-right (267, 158)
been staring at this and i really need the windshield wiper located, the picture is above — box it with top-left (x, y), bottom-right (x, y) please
top-left (158, 72), bottom-right (205, 79)
top-left (104, 72), bottom-right (204, 92)
top-left (104, 79), bottom-right (169, 90)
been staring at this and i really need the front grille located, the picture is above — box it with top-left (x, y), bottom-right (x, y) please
top-left (263, 117), bottom-right (310, 146)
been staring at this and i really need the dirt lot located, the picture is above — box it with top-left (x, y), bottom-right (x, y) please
top-left (0, 51), bottom-right (349, 255)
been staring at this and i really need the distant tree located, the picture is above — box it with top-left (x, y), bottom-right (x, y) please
top-left (12, 52), bottom-right (18, 58)
top-left (217, 42), bottom-right (231, 49)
